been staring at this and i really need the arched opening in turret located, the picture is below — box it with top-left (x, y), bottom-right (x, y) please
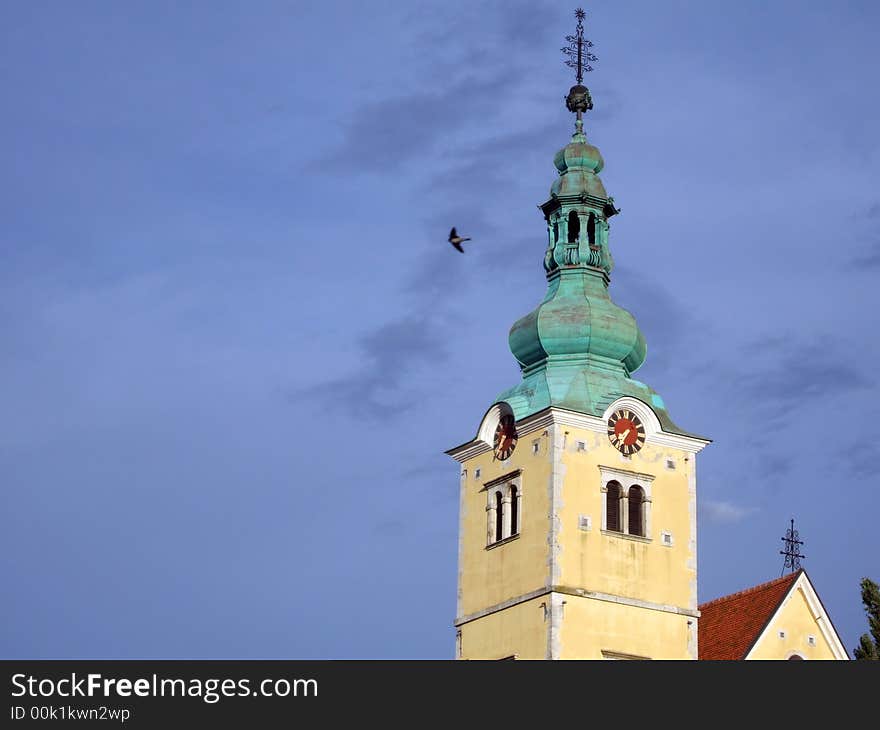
top-left (567, 210), bottom-right (580, 243)
top-left (552, 219), bottom-right (559, 244)
top-left (587, 212), bottom-right (596, 246)
top-left (495, 492), bottom-right (503, 542)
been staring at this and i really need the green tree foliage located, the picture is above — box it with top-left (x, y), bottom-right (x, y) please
top-left (853, 577), bottom-right (880, 661)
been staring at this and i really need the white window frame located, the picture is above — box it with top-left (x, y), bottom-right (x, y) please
top-left (598, 466), bottom-right (654, 540)
top-left (483, 470), bottom-right (523, 547)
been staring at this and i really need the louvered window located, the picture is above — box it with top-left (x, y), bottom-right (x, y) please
top-left (628, 485), bottom-right (645, 537)
top-left (606, 482), bottom-right (622, 532)
top-left (510, 486), bottom-right (519, 536)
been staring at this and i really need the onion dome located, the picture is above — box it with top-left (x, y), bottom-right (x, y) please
top-left (551, 120), bottom-right (607, 198)
top-left (508, 274), bottom-right (646, 376)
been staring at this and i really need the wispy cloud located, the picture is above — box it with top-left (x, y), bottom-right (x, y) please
top-left (696, 334), bottom-right (874, 491)
top-left (313, 0), bottom-right (571, 178)
top-left (425, 122), bottom-right (559, 198)
top-left (754, 452), bottom-right (793, 479)
top-left (299, 314), bottom-right (448, 420)
top-left (408, 0), bottom-right (560, 70)
top-left (732, 336), bottom-right (870, 416)
top-left (846, 441), bottom-right (880, 478)
top-left (610, 263), bottom-right (700, 376)
top-left (311, 73), bottom-right (509, 174)
top-left (848, 202), bottom-right (880, 268)
top-left (851, 241), bottom-right (880, 269)
top-left (701, 499), bottom-right (756, 524)
top-left (298, 126), bottom-right (569, 423)
top-left (497, 0), bottom-right (560, 50)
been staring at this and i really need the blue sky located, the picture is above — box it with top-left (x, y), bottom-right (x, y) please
top-left (2, 0), bottom-right (878, 659)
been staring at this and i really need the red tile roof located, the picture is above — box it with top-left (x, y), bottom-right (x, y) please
top-left (698, 570), bottom-right (802, 660)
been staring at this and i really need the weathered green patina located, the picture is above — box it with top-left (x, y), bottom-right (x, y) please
top-left (495, 111), bottom-right (696, 437)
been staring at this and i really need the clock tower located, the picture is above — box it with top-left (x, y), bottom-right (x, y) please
top-left (445, 10), bottom-right (710, 660)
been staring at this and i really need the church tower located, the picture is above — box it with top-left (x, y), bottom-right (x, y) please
top-left (446, 10), bottom-right (710, 660)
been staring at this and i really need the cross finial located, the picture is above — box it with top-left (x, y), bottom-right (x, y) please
top-left (779, 518), bottom-right (805, 576)
top-left (561, 8), bottom-right (597, 85)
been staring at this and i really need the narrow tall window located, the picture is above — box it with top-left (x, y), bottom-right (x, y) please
top-left (587, 212), bottom-right (596, 245)
top-left (495, 492), bottom-right (504, 542)
top-left (567, 210), bottom-right (580, 243)
top-left (606, 481), bottom-right (621, 532)
top-left (628, 485), bottom-right (644, 537)
top-left (510, 486), bottom-right (519, 536)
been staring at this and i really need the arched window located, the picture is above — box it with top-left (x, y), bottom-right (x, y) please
top-left (628, 485), bottom-right (645, 537)
top-left (567, 210), bottom-right (580, 243)
top-left (606, 482), bottom-right (622, 532)
top-left (484, 473), bottom-right (523, 549)
top-left (599, 467), bottom-right (656, 543)
top-left (510, 485), bottom-right (519, 536)
top-left (587, 212), bottom-right (596, 245)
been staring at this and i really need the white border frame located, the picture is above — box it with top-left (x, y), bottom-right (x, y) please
top-left (599, 465), bottom-right (654, 538)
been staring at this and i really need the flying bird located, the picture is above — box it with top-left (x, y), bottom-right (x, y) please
top-left (448, 227), bottom-right (471, 253)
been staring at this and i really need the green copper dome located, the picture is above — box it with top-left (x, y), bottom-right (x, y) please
top-left (551, 123), bottom-right (607, 198)
top-left (494, 114), bottom-right (693, 437)
top-left (509, 271), bottom-right (646, 373)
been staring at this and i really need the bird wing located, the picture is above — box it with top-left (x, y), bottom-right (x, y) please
top-left (451, 239), bottom-right (464, 253)
top-left (449, 227), bottom-right (457, 241)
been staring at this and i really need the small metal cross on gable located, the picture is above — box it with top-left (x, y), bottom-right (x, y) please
top-left (561, 8), bottom-right (597, 85)
top-left (779, 518), bottom-right (805, 576)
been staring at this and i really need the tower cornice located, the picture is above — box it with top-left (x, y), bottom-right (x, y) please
top-left (540, 191), bottom-right (614, 217)
top-left (445, 405), bottom-right (710, 463)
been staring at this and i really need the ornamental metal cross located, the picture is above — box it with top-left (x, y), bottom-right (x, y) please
top-left (561, 8), bottom-right (597, 84)
top-left (779, 518), bottom-right (805, 576)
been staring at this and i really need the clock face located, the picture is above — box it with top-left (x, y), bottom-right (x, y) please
top-left (493, 414), bottom-right (518, 461)
top-left (607, 409), bottom-right (645, 455)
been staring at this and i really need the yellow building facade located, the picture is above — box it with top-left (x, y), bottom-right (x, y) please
top-left (698, 570), bottom-right (849, 660)
top-left (448, 400), bottom-right (709, 660)
top-left (748, 586), bottom-right (843, 660)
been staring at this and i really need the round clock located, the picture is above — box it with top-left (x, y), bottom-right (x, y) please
top-left (493, 413), bottom-right (518, 461)
top-left (607, 409), bottom-right (645, 455)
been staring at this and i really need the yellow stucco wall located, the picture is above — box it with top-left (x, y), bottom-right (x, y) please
top-left (458, 596), bottom-right (548, 660)
top-left (457, 430), bottom-right (553, 620)
top-left (557, 425), bottom-right (697, 612)
top-left (559, 594), bottom-right (695, 659)
top-left (747, 585), bottom-right (840, 660)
